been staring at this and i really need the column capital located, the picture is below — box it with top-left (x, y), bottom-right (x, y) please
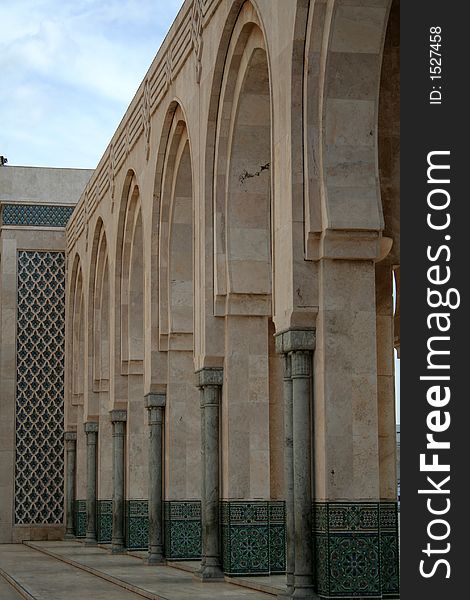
top-left (145, 393), bottom-right (166, 409)
top-left (84, 421), bottom-right (99, 434)
top-left (196, 367), bottom-right (223, 388)
top-left (275, 328), bottom-right (316, 354)
top-left (110, 409), bottom-right (127, 423)
top-left (64, 431), bottom-right (77, 442)
top-left (281, 353), bottom-right (292, 380)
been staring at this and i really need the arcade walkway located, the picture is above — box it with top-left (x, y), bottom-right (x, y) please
top-left (0, 542), bottom-right (284, 600)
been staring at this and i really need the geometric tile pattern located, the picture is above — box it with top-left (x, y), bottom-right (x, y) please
top-left (125, 500), bottom-right (149, 550)
top-left (313, 502), bottom-right (399, 599)
top-left (221, 501), bottom-right (286, 576)
top-left (164, 501), bottom-right (202, 560)
top-left (2, 204), bottom-right (74, 227)
top-left (379, 503), bottom-right (400, 599)
top-left (269, 502), bottom-right (286, 574)
top-left (14, 251), bottom-right (66, 524)
top-left (97, 500), bottom-right (113, 543)
top-left (74, 500), bottom-right (87, 538)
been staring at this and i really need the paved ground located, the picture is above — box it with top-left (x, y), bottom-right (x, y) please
top-left (0, 542), bottom-right (281, 600)
top-left (0, 574), bottom-right (23, 599)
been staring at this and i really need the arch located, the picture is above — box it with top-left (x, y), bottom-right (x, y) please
top-left (116, 170), bottom-right (144, 374)
top-left (71, 256), bottom-right (84, 401)
top-left (213, 3), bottom-right (273, 317)
top-left (376, 0), bottom-right (400, 503)
top-left (304, 0), bottom-right (393, 259)
top-left (156, 102), bottom-right (201, 500)
top-left (114, 169), bottom-right (148, 503)
top-left (158, 104), bottom-right (194, 351)
top-left (89, 219), bottom-right (110, 390)
top-left (210, 1), bottom-right (281, 502)
top-left (68, 253), bottom-right (84, 418)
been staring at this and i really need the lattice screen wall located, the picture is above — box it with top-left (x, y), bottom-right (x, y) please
top-left (14, 251), bottom-right (66, 524)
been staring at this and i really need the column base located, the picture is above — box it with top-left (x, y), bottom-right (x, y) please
top-left (277, 579), bottom-right (294, 599)
top-left (64, 532), bottom-right (75, 540)
top-left (292, 586), bottom-right (318, 599)
top-left (147, 550), bottom-right (165, 565)
top-left (194, 563), bottom-right (224, 581)
top-left (84, 536), bottom-right (97, 546)
top-left (111, 542), bottom-right (125, 554)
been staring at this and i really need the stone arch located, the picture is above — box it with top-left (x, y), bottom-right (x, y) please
top-left (115, 169), bottom-right (147, 504)
top-left (148, 103), bottom-right (180, 386)
top-left (88, 217), bottom-right (113, 502)
top-left (211, 1), bottom-right (283, 501)
top-left (117, 171), bottom-right (144, 374)
top-left (213, 3), bottom-right (273, 316)
top-left (70, 254), bottom-right (84, 406)
top-left (157, 102), bottom-right (200, 500)
top-left (90, 219), bottom-right (110, 390)
top-left (158, 104), bottom-right (194, 350)
top-left (304, 0), bottom-right (393, 259)
top-left (376, 0), bottom-right (399, 502)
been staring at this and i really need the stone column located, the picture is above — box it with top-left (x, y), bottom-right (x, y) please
top-left (196, 367), bottom-right (223, 580)
top-left (110, 409), bottom-right (127, 552)
top-left (145, 393), bottom-right (166, 564)
top-left (274, 348), bottom-right (294, 598)
top-left (64, 432), bottom-right (77, 539)
top-left (84, 422), bottom-right (99, 545)
top-left (276, 329), bottom-right (315, 600)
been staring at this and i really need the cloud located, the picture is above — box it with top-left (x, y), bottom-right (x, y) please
top-left (0, 0), bottom-right (184, 168)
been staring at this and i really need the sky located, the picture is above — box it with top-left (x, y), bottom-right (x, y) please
top-left (0, 0), bottom-right (184, 169)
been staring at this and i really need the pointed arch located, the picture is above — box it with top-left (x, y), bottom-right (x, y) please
top-left (213, 1), bottom-right (273, 317)
top-left (209, 1), bottom-right (279, 502)
top-left (116, 170), bottom-right (144, 375)
top-left (158, 104), bottom-right (194, 351)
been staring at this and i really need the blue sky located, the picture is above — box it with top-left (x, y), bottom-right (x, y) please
top-left (0, 0), bottom-right (184, 168)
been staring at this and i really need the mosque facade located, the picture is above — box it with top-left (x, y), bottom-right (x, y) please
top-left (0, 1), bottom-right (400, 598)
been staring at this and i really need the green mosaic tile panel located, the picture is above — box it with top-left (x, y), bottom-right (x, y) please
top-left (313, 502), bottom-right (399, 599)
top-left (74, 500), bottom-right (87, 538)
top-left (2, 204), bottom-right (74, 227)
top-left (97, 500), bottom-right (113, 543)
top-left (379, 503), bottom-right (400, 599)
top-left (269, 502), bottom-right (286, 573)
top-left (14, 251), bottom-right (65, 524)
top-left (126, 500), bottom-right (149, 550)
top-left (221, 501), bottom-right (286, 576)
top-left (164, 501), bottom-right (201, 559)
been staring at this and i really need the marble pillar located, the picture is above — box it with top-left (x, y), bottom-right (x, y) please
top-left (110, 409), bottom-right (127, 552)
top-left (64, 432), bottom-right (77, 539)
top-left (196, 367), bottom-right (223, 580)
top-left (84, 422), bottom-right (99, 545)
top-left (274, 348), bottom-right (294, 598)
top-left (276, 329), bottom-right (315, 600)
top-left (145, 393), bottom-right (166, 564)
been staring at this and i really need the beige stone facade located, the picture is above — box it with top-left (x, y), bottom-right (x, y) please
top-left (0, 166), bottom-right (93, 543)
top-left (0, 1), bottom-right (400, 598)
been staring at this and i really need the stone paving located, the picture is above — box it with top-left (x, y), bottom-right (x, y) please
top-left (0, 542), bottom-right (278, 600)
top-left (0, 573), bottom-right (23, 600)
